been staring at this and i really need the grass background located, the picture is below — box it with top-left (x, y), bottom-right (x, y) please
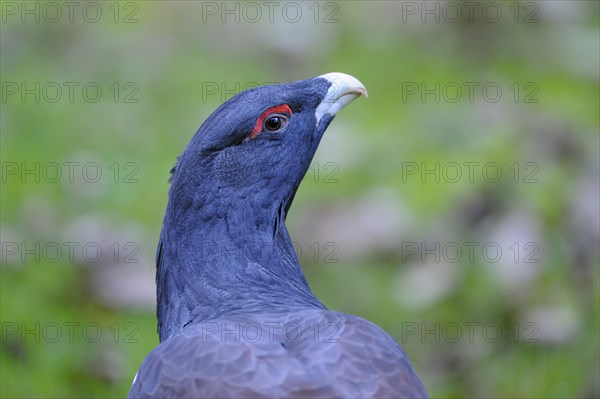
top-left (1, 1), bottom-right (599, 398)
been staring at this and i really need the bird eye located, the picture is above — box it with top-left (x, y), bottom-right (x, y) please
top-left (248, 104), bottom-right (292, 140)
top-left (263, 114), bottom-right (287, 132)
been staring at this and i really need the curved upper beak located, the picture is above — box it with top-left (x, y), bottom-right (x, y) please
top-left (315, 72), bottom-right (368, 123)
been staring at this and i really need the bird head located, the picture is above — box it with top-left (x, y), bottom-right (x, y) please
top-left (168, 73), bottom-right (367, 224)
top-left (157, 73), bottom-right (367, 339)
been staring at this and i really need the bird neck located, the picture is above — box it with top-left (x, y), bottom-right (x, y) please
top-left (156, 201), bottom-right (324, 341)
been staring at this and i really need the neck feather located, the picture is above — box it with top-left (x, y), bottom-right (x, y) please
top-left (156, 201), bottom-right (324, 341)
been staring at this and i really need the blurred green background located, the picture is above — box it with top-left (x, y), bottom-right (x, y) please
top-left (1, 1), bottom-right (599, 398)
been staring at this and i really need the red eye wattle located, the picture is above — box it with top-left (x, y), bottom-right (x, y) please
top-left (249, 104), bottom-right (292, 139)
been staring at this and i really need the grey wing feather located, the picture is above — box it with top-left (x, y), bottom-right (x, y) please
top-left (129, 310), bottom-right (428, 398)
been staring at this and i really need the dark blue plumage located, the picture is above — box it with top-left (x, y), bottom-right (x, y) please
top-left (129, 73), bottom-right (428, 398)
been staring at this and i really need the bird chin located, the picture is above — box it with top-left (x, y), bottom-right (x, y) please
top-left (309, 113), bottom-right (335, 153)
top-left (315, 113), bottom-right (335, 139)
